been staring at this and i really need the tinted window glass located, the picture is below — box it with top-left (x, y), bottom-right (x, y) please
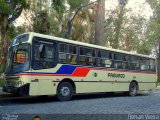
top-left (79, 47), bottom-right (96, 66)
top-left (114, 53), bottom-right (122, 60)
top-left (69, 45), bottom-right (77, 54)
top-left (59, 43), bottom-right (68, 53)
top-left (33, 38), bottom-right (55, 70)
top-left (97, 50), bottom-right (112, 68)
top-left (140, 58), bottom-right (149, 71)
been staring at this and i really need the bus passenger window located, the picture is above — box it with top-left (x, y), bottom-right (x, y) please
top-left (59, 43), bottom-right (69, 64)
top-left (150, 59), bottom-right (156, 71)
top-left (39, 44), bottom-right (45, 59)
top-left (33, 40), bottom-right (55, 70)
top-left (128, 56), bottom-right (139, 70)
top-left (66, 54), bottom-right (77, 64)
top-left (79, 47), bottom-right (96, 66)
top-left (97, 50), bottom-right (112, 68)
top-left (59, 53), bottom-right (67, 63)
top-left (140, 58), bottom-right (149, 71)
top-left (67, 45), bottom-right (77, 64)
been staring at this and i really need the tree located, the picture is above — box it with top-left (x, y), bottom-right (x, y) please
top-left (104, 0), bottom-right (153, 55)
top-left (146, 0), bottom-right (160, 82)
top-left (0, 0), bottom-right (29, 72)
top-left (94, 0), bottom-right (105, 46)
top-left (113, 4), bottom-right (126, 49)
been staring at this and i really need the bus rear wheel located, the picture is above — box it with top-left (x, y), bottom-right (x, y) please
top-left (57, 82), bottom-right (73, 101)
top-left (129, 82), bottom-right (138, 96)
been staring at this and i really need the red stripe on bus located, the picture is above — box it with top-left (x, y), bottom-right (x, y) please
top-left (16, 68), bottom-right (156, 77)
top-left (72, 67), bottom-right (90, 77)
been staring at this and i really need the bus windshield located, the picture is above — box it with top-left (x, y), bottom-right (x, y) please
top-left (6, 43), bottom-right (30, 74)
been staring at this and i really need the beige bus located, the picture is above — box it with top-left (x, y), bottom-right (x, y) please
top-left (3, 32), bottom-right (157, 101)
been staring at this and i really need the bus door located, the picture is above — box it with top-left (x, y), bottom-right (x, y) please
top-left (30, 38), bottom-right (57, 95)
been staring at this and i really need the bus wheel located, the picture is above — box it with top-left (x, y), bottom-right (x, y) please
top-left (129, 82), bottom-right (138, 96)
top-left (57, 82), bottom-right (73, 101)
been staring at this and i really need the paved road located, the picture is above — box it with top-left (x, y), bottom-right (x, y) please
top-left (0, 90), bottom-right (160, 115)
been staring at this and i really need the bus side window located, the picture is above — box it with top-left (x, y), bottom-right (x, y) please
top-left (128, 56), bottom-right (139, 70)
top-left (67, 45), bottom-right (77, 64)
top-left (79, 47), bottom-right (96, 66)
top-left (140, 58), bottom-right (149, 71)
top-left (33, 41), bottom-right (55, 70)
top-left (85, 48), bottom-right (96, 66)
top-left (114, 53), bottom-right (123, 69)
top-left (59, 43), bottom-right (68, 64)
top-left (39, 44), bottom-right (45, 59)
top-left (97, 50), bottom-right (112, 68)
top-left (150, 59), bottom-right (156, 71)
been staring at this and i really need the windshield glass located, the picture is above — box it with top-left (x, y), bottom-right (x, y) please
top-left (6, 43), bottom-right (30, 74)
top-left (10, 34), bottom-right (29, 46)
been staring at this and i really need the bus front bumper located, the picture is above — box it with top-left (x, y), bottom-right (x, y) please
top-left (2, 86), bottom-right (19, 94)
top-left (2, 83), bottom-right (30, 96)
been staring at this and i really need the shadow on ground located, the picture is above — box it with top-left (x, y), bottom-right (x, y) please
top-left (0, 91), bottom-right (150, 106)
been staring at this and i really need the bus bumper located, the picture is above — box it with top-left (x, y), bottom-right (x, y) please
top-left (2, 83), bottom-right (30, 96)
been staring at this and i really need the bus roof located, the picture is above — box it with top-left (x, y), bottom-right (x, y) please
top-left (25, 32), bottom-right (154, 59)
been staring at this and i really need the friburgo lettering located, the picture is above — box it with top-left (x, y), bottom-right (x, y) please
top-left (108, 73), bottom-right (125, 78)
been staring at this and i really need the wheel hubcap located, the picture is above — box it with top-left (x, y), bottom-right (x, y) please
top-left (131, 85), bottom-right (137, 94)
top-left (60, 87), bottom-right (70, 97)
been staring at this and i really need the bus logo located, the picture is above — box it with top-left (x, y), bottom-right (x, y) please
top-left (108, 73), bottom-right (125, 78)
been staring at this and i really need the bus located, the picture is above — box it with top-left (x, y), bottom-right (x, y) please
top-left (3, 32), bottom-right (157, 101)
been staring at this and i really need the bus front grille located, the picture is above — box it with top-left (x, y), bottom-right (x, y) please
top-left (4, 76), bottom-right (20, 87)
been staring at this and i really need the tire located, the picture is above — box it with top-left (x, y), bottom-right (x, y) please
top-left (129, 82), bottom-right (138, 96)
top-left (57, 82), bottom-right (73, 101)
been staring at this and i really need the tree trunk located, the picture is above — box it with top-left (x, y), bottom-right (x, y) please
top-left (157, 40), bottom-right (160, 83)
top-left (94, 0), bottom-right (105, 46)
top-left (0, 15), bottom-right (9, 72)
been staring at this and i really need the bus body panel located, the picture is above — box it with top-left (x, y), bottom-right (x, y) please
top-left (20, 64), bottom-right (157, 96)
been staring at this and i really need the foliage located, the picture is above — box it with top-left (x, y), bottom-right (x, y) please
top-left (104, 4), bottom-right (153, 55)
top-left (33, 11), bottom-right (50, 34)
top-left (52, 0), bottom-right (66, 14)
top-left (146, 0), bottom-right (160, 82)
top-left (0, 0), bottom-right (29, 72)
top-left (1, 0), bottom-right (159, 73)
top-left (0, 79), bottom-right (4, 87)
top-left (68, 0), bottom-right (89, 10)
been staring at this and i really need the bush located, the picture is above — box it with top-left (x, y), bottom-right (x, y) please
top-left (0, 79), bottom-right (4, 87)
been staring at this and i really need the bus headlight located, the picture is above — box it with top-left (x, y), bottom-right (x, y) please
top-left (16, 81), bottom-right (24, 87)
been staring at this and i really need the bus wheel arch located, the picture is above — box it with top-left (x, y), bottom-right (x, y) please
top-left (58, 78), bottom-right (76, 94)
top-left (129, 80), bottom-right (139, 96)
top-left (56, 78), bottom-right (76, 101)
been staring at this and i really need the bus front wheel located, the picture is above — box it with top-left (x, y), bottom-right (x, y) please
top-left (57, 82), bottom-right (73, 101)
top-left (129, 82), bottom-right (138, 96)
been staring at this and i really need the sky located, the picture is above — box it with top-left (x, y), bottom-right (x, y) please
top-left (105, 0), bottom-right (153, 19)
top-left (15, 0), bottom-right (153, 26)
